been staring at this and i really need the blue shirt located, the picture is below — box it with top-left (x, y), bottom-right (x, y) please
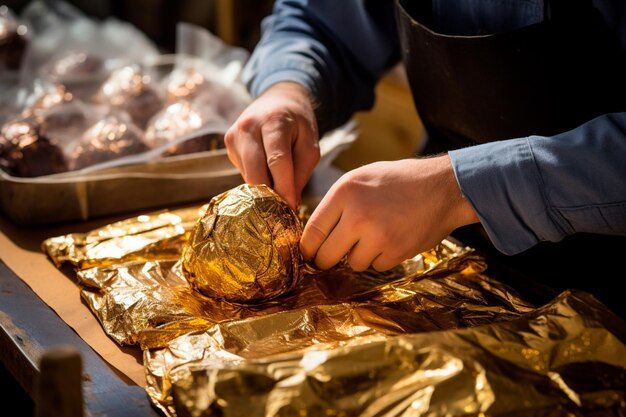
top-left (242, 0), bottom-right (626, 255)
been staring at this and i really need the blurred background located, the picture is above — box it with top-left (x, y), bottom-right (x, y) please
top-left (2, 0), bottom-right (424, 175)
top-left (2, 0), bottom-right (275, 53)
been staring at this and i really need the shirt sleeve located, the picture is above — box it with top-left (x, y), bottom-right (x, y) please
top-left (449, 112), bottom-right (626, 255)
top-left (242, 0), bottom-right (401, 134)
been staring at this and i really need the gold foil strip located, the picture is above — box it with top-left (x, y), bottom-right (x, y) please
top-left (42, 205), bottom-right (206, 270)
top-left (42, 198), bottom-right (626, 417)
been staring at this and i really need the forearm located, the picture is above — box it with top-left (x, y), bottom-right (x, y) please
top-left (242, 0), bottom-right (400, 134)
top-left (449, 112), bottom-right (626, 255)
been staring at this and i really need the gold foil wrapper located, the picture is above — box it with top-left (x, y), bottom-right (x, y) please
top-left (182, 184), bottom-right (306, 303)
top-left (42, 195), bottom-right (626, 417)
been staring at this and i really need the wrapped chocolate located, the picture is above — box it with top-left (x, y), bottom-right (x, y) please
top-left (161, 133), bottom-right (225, 157)
top-left (39, 50), bottom-right (108, 100)
top-left (144, 100), bottom-right (203, 148)
top-left (144, 99), bottom-right (227, 154)
top-left (43, 50), bottom-right (104, 79)
top-left (182, 184), bottom-right (305, 303)
top-left (21, 84), bottom-right (73, 117)
top-left (68, 113), bottom-right (148, 171)
top-left (0, 115), bottom-right (68, 177)
top-left (38, 100), bottom-right (101, 139)
top-left (164, 66), bottom-right (208, 102)
top-left (96, 65), bottom-right (163, 128)
top-left (0, 5), bottom-right (29, 70)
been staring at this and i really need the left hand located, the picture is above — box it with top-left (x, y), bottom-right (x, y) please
top-left (300, 155), bottom-right (479, 271)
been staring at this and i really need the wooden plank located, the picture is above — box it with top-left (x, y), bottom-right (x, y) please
top-left (35, 346), bottom-right (84, 417)
top-left (0, 260), bottom-right (161, 417)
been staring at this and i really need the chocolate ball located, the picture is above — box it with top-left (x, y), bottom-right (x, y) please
top-left (22, 84), bottom-right (73, 118)
top-left (40, 101), bottom-right (89, 136)
top-left (97, 65), bottom-right (163, 129)
top-left (0, 6), bottom-right (28, 70)
top-left (162, 133), bottom-right (225, 157)
top-left (69, 114), bottom-right (148, 171)
top-left (45, 51), bottom-right (104, 78)
top-left (0, 116), bottom-right (68, 177)
top-left (182, 184), bottom-right (305, 303)
top-left (144, 100), bottom-right (203, 148)
top-left (165, 67), bottom-right (207, 102)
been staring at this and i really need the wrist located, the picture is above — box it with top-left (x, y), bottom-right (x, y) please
top-left (441, 154), bottom-right (480, 228)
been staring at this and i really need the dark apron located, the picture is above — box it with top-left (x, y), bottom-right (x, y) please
top-left (395, 0), bottom-right (626, 318)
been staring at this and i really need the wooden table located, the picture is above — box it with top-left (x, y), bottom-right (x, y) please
top-left (0, 259), bottom-right (161, 417)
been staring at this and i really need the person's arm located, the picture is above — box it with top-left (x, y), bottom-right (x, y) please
top-left (449, 112), bottom-right (626, 255)
top-left (226, 0), bottom-right (400, 209)
top-left (300, 155), bottom-right (480, 271)
top-left (301, 113), bottom-right (626, 271)
top-left (243, 0), bottom-right (400, 134)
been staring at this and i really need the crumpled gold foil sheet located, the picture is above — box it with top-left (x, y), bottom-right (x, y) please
top-left (156, 290), bottom-right (626, 417)
top-left (42, 203), bottom-right (626, 417)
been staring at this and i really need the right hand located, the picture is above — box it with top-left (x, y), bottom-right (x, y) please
top-left (300, 156), bottom-right (480, 272)
top-left (224, 81), bottom-right (321, 210)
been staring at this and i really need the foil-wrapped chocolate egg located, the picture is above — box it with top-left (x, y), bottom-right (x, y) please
top-left (161, 133), bottom-right (225, 157)
top-left (45, 51), bottom-right (104, 78)
top-left (69, 114), bottom-right (148, 170)
top-left (21, 84), bottom-right (73, 118)
top-left (0, 6), bottom-right (28, 70)
top-left (165, 67), bottom-right (207, 102)
top-left (0, 116), bottom-right (68, 177)
top-left (144, 100), bottom-right (203, 148)
top-left (182, 184), bottom-right (305, 303)
top-left (97, 65), bottom-right (163, 128)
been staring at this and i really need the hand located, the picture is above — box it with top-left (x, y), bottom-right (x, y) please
top-left (224, 81), bottom-right (321, 210)
top-left (300, 155), bottom-right (480, 271)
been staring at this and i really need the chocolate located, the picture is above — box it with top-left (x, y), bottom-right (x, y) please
top-left (0, 116), bottom-right (68, 177)
top-left (96, 65), bottom-right (163, 129)
top-left (22, 84), bottom-right (73, 117)
top-left (0, 6), bottom-right (28, 70)
top-left (69, 114), bottom-right (149, 171)
top-left (45, 51), bottom-right (104, 78)
top-left (144, 100), bottom-right (203, 148)
top-left (162, 133), bottom-right (225, 157)
top-left (40, 102), bottom-right (88, 135)
top-left (144, 97), bottom-right (227, 156)
top-left (165, 67), bottom-right (208, 102)
top-left (182, 184), bottom-right (305, 303)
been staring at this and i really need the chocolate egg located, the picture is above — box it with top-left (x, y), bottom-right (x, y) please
top-left (182, 184), bottom-right (305, 303)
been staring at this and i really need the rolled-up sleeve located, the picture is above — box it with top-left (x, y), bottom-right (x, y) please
top-left (242, 0), bottom-right (400, 133)
top-left (449, 113), bottom-right (626, 255)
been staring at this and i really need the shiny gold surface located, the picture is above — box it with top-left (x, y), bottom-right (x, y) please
top-left (42, 195), bottom-right (626, 417)
top-left (182, 184), bottom-right (306, 303)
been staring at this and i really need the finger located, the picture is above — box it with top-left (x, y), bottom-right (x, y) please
top-left (370, 252), bottom-right (405, 272)
top-left (346, 239), bottom-right (382, 272)
top-left (224, 128), bottom-right (242, 170)
top-left (261, 117), bottom-right (297, 209)
top-left (311, 214), bottom-right (363, 270)
top-left (300, 189), bottom-right (344, 261)
top-left (229, 125), bottom-right (272, 186)
top-left (293, 127), bottom-right (320, 204)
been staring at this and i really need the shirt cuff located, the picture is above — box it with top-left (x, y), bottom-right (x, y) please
top-left (448, 138), bottom-right (562, 255)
